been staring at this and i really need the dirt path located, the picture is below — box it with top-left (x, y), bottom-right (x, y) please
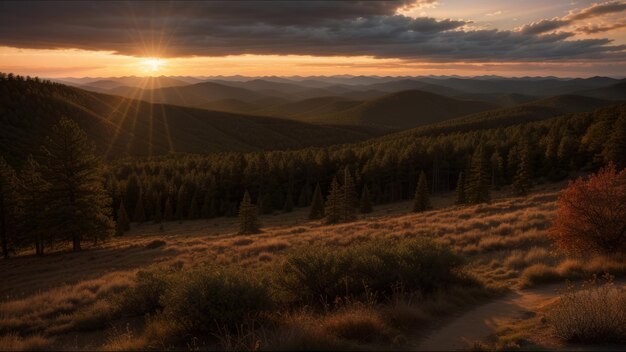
top-left (415, 285), bottom-right (562, 351)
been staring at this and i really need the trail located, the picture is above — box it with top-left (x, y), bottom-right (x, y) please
top-left (415, 285), bottom-right (562, 351)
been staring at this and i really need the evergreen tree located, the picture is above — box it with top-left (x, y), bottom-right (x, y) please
top-left (164, 197), bottom-right (174, 221)
top-left (359, 185), bottom-right (373, 214)
top-left (0, 156), bottom-right (20, 257)
top-left (116, 200), bottom-right (130, 235)
top-left (512, 143), bottom-right (533, 196)
top-left (490, 151), bottom-right (504, 190)
top-left (19, 155), bottom-right (48, 255)
top-left (342, 166), bottom-right (357, 221)
top-left (455, 171), bottom-right (466, 205)
top-left (297, 183), bottom-right (311, 208)
top-left (133, 189), bottom-right (146, 223)
top-left (325, 177), bottom-right (343, 224)
top-left (153, 194), bottom-right (163, 224)
top-left (187, 192), bottom-right (199, 219)
top-left (309, 183), bottom-right (325, 219)
top-left (41, 117), bottom-right (113, 251)
top-left (283, 189), bottom-right (294, 213)
top-left (467, 145), bottom-right (491, 204)
top-left (603, 115), bottom-right (626, 169)
top-left (413, 171), bottom-right (431, 212)
top-left (238, 191), bottom-right (259, 234)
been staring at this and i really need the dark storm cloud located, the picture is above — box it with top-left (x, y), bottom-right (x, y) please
top-left (0, 1), bottom-right (624, 61)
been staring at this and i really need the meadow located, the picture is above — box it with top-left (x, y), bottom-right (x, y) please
top-left (2, 179), bottom-right (624, 350)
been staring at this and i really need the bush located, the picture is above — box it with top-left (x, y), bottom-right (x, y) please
top-left (276, 238), bottom-right (464, 302)
top-left (161, 267), bottom-right (272, 335)
top-left (549, 164), bottom-right (626, 255)
top-left (549, 276), bottom-right (626, 343)
top-left (116, 270), bottom-right (171, 315)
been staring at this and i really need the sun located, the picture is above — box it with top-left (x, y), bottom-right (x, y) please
top-left (140, 58), bottom-right (166, 74)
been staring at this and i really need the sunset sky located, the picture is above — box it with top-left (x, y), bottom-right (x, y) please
top-left (0, 0), bottom-right (625, 78)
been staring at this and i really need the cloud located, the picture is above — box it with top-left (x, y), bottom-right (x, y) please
top-left (0, 1), bottom-right (623, 62)
top-left (519, 1), bottom-right (626, 35)
top-left (578, 22), bottom-right (626, 33)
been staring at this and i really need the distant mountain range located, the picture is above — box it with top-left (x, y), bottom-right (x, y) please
top-left (2, 73), bottom-right (623, 163)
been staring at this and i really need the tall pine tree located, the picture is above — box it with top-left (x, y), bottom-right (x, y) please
top-left (153, 194), bottom-right (163, 224)
top-left (512, 142), bottom-right (533, 196)
top-left (164, 197), bottom-right (174, 221)
top-left (342, 166), bottom-right (357, 221)
top-left (19, 155), bottom-right (49, 255)
top-left (325, 177), bottom-right (343, 224)
top-left (133, 189), bottom-right (146, 223)
top-left (41, 117), bottom-right (113, 251)
top-left (309, 183), bottom-right (325, 219)
top-left (238, 191), bottom-right (259, 234)
top-left (467, 144), bottom-right (491, 204)
top-left (0, 156), bottom-right (20, 257)
top-left (603, 115), bottom-right (626, 169)
top-left (413, 171), bottom-right (431, 212)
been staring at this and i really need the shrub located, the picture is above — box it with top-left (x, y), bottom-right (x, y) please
top-left (161, 267), bottom-right (271, 335)
top-left (276, 238), bottom-right (464, 302)
top-left (116, 270), bottom-right (171, 315)
top-left (549, 276), bottom-right (626, 343)
top-left (549, 164), bottom-right (626, 255)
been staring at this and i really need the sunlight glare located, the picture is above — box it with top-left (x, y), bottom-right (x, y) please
top-left (141, 58), bottom-right (165, 73)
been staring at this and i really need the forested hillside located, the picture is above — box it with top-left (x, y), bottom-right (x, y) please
top-left (0, 74), bottom-right (380, 163)
top-left (103, 103), bottom-right (626, 223)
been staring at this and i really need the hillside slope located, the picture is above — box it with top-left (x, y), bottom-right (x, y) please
top-left (314, 90), bottom-right (496, 129)
top-left (0, 77), bottom-right (380, 163)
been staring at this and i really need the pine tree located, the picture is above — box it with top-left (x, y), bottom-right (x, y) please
top-left (490, 151), bottom-right (504, 190)
top-left (413, 171), bottom-right (431, 212)
top-left (603, 115), bottom-right (626, 169)
top-left (359, 185), bottom-right (373, 214)
top-left (133, 189), bottom-right (146, 223)
top-left (455, 171), bottom-right (466, 205)
top-left (325, 177), bottom-right (343, 224)
top-left (309, 183), bottom-right (325, 219)
top-left (116, 200), bottom-right (130, 235)
top-left (153, 194), bottom-right (163, 224)
top-left (342, 166), bottom-right (357, 221)
top-left (0, 156), bottom-right (20, 257)
top-left (512, 143), bottom-right (533, 196)
top-left (467, 145), bottom-right (491, 204)
top-left (297, 184), bottom-right (311, 208)
top-left (164, 197), bottom-right (174, 221)
top-left (41, 117), bottom-right (113, 251)
top-left (238, 191), bottom-right (259, 234)
top-left (19, 155), bottom-right (49, 255)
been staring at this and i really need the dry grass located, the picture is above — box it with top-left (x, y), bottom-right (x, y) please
top-left (1, 180), bottom-right (623, 349)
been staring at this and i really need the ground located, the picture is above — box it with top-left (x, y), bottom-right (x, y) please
top-left (1, 179), bottom-right (625, 350)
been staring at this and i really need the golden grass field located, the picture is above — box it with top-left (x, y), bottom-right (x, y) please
top-left (1, 180), bottom-right (625, 350)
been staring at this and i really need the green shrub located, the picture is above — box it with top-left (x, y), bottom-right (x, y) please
top-left (161, 268), bottom-right (272, 335)
top-left (116, 270), bottom-right (171, 315)
top-left (276, 238), bottom-right (463, 302)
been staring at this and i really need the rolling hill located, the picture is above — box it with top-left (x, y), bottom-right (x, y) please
top-left (0, 76), bottom-right (382, 163)
top-left (576, 80), bottom-right (626, 101)
top-left (310, 90), bottom-right (497, 129)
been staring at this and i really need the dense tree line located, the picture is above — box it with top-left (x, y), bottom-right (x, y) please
top-left (102, 104), bottom-right (625, 229)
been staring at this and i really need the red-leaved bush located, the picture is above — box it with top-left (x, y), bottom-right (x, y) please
top-left (549, 164), bottom-right (626, 255)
